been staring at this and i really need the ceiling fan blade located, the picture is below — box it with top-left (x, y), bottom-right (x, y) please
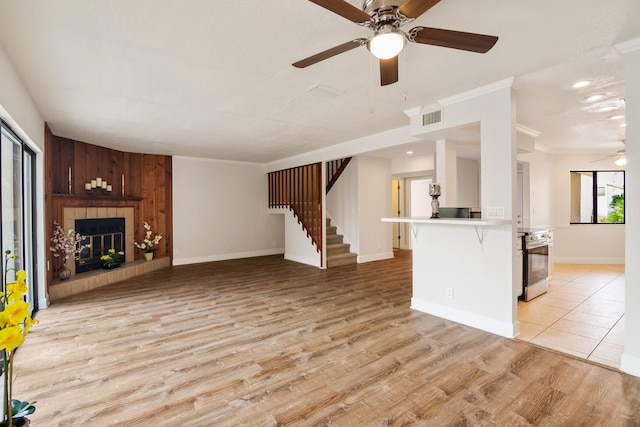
top-left (293, 39), bottom-right (366, 68)
top-left (398, 0), bottom-right (442, 19)
top-left (309, 0), bottom-right (372, 24)
top-left (409, 26), bottom-right (498, 53)
top-left (380, 56), bottom-right (399, 86)
top-left (591, 155), bottom-right (615, 163)
top-left (590, 152), bottom-right (624, 163)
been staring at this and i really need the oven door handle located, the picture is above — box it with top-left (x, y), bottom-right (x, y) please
top-left (526, 242), bottom-right (550, 250)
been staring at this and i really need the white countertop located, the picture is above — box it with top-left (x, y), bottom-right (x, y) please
top-left (381, 217), bottom-right (511, 226)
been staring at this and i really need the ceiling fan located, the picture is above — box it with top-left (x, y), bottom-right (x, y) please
top-left (292, 0), bottom-right (499, 86)
top-left (592, 150), bottom-right (627, 166)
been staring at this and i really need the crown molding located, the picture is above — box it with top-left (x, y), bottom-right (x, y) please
top-left (439, 77), bottom-right (516, 106)
top-left (516, 124), bottom-right (541, 138)
top-left (615, 37), bottom-right (640, 54)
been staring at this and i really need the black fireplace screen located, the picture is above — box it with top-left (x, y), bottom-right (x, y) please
top-left (75, 217), bottom-right (125, 273)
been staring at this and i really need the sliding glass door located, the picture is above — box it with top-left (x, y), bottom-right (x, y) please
top-left (1, 121), bottom-right (38, 312)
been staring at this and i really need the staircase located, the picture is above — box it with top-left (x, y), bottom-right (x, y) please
top-left (326, 218), bottom-right (357, 267)
top-left (268, 159), bottom-right (355, 269)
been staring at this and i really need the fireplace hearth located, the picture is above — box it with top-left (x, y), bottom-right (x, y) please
top-left (75, 217), bottom-right (125, 273)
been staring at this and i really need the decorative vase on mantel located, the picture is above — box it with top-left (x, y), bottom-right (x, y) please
top-left (58, 262), bottom-right (72, 280)
top-left (144, 252), bottom-right (154, 261)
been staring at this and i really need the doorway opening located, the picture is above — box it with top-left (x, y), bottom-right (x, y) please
top-left (391, 176), bottom-right (433, 250)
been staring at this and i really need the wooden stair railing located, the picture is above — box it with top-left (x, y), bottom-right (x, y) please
top-left (268, 163), bottom-right (323, 260)
top-left (326, 157), bottom-right (352, 194)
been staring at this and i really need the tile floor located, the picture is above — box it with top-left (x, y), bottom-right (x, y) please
top-left (517, 263), bottom-right (625, 369)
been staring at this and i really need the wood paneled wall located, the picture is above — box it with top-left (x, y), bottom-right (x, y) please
top-left (44, 124), bottom-right (173, 288)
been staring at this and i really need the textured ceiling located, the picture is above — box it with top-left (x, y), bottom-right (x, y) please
top-left (0, 0), bottom-right (638, 163)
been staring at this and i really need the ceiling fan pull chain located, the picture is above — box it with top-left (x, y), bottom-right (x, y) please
top-left (369, 54), bottom-right (375, 114)
top-left (402, 48), bottom-right (408, 102)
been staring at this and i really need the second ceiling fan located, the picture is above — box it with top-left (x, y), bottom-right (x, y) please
top-left (293, 0), bottom-right (499, 86)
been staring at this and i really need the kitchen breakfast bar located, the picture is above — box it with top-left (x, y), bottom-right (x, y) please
top-left (381, 216), bottom-right (519, 338)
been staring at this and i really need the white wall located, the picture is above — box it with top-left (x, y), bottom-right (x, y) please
top-left (326, 156), bottom-right (393, 262)
top-left (0, 45), bottom-right (44, 152)
top-left (0, 44), bottom-right (48, 309)
top-left (391, 153), bottom-right (434, 177)
top-left (456, 157), bottom-right (480, 207)
top-left (282, 209), bottom-right (321, 267)
top-left (517, 150), bottom-right (553, 228)
top-left (357, 156), bottom-right (393, 262)
top-left (172, 156), bottom-right (285, 265)
top-left (411, 222), bottom-right (514, 337)
top-left (326, 157), bottom-right (358, 250)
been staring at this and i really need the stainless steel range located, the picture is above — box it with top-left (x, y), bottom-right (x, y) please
top-left (519, 228), bottom-right (552, 301)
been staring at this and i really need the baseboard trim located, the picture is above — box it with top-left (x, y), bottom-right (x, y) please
top-left (173, 248), bottom-right (285, 266)
top-left (621, 353), bottom-right (640, 378)
top-left (411, 297), bottom-right (518, 339)
top-left (555, 257), bottom-right (625, 264)
top-left (284, 253), bottom-right (321, 268)
top-left (358, 252), bottom-right (394, 263)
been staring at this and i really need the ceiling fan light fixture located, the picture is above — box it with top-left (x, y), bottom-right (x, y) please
top-left (367, 27), bottom-right (406, 60)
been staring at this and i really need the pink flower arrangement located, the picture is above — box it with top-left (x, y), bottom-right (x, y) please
top-left (49, 221), bottom-right (90, 263)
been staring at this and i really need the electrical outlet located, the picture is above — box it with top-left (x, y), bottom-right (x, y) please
top-left (446, 287), bottom-right (454, 299)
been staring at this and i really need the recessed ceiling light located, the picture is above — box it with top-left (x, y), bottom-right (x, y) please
top-left (584, 93), bottom-right (605, 102)
top-left (620, 123), bottom-right (627, 127)
top-left (597, 105), bottom-right (617, 112)
top-left (608, 115), bottom-right (624, 120)
top-left (572, 80), bottom-right (591, 89)
top-left (406, 151), bottom-right (414, 155)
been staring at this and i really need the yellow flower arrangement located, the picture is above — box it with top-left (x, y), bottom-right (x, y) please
top-left (100, 248), bottom-right (124, 268)
top-left (1, 250), bottom-right (38, 427)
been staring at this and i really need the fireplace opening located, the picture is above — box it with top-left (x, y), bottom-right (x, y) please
top-left (75, 217), bottom-right (125, 273)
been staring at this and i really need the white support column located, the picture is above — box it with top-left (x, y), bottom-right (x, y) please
top-left (435, 139), bottom-right (458, 207)
top-left (618, 38), bottom-right (640, 377)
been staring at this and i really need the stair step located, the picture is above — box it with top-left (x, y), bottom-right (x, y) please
top-left (326, 234), bottom-right (343, 244)
top-left (326, 226), bottom-right (337, 235)
top-left (327, 252), bottom-right (358, 267)
top-left (327, 243), bottom-right (350, 256)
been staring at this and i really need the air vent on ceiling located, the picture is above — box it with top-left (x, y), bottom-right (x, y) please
top-left (422, 109), bottom-right (442, 126)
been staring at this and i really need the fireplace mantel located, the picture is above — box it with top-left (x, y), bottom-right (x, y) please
top-left (52, 194), bottom-right (143, 202)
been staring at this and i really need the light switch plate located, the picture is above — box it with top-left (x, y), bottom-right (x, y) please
top-left (486, 207), bottom-right (505, 219)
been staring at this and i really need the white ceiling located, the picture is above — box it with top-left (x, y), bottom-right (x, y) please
top-left (0, 0), bottom-right (638, 163)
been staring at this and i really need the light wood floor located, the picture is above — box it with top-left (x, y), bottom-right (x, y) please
top-left (15, 251), bottom-right (640, 426)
